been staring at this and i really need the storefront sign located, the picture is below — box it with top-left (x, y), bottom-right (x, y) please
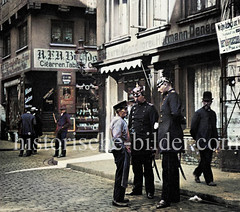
top-left (215, 16), bottom-right (240, 54)
top-left (1, 50), bottom-right (31, 78)
top-left (25, 86), bottom-right (33, 108)
top-left (62, 72), bottom-right (72, 84)
top-left (34, 48), bottom-right (78, 69)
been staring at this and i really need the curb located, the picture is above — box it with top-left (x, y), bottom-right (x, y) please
top-left (67, 163), bottom-right (240, 210)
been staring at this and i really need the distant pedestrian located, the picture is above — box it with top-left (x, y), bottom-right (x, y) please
top-left (53, 105), bottom-right (71, 158)
top-left (31, 107), bottom-right (43, 154)
top-left (18, 107), bottom-right (36, 157)
top-left (128, 86), bottom-right (159, 199)
top-left (110, 100), bottom-right (131, 207)
top-left (156, 77), bottom-right (185, 209)
top-left (191, 91), bottom-right (218, 186)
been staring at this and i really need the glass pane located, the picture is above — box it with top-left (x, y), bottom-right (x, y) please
top-left (205, 0), bottom-right (216, 8)
top-left (52, 24), bottom-right (61, 43)
top-left (63, 24), bottom-right (73, 43)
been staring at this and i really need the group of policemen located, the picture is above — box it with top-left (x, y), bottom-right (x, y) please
top-left (110, 76), bottom-right (218, 209)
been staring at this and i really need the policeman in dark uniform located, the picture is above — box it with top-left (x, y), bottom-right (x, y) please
top-left (127, 86), bottom-right (159, 199)
top-left (156, 77), bottom-right (184, 209)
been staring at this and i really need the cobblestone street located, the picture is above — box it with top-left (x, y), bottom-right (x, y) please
top-left (0, 150), bottom-right (239, 212)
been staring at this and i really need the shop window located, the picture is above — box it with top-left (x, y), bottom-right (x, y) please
top-left (3, 32), bottom-right (11, 57)
top-left (108, 0), bottom-right (129, 40)
top-left (18, 22), bottom-right (28, 49)
top-left (51, 20), bottom-right (73, 44)
top-left (187, 0), bottom-right (217, 15)
top-left (76, 79), bottom-right (99, 133)
top-left (139, 0), bottom-right (169, 30)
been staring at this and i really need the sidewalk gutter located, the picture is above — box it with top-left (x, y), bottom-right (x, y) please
top-left (66, 158), bottom-right (240, 209)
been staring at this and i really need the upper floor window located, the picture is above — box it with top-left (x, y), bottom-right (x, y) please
top-left (3, 32), bottom-right (10, 57)
top-left (85, 16), bottom-right (96, 46)
top-left (19, 22), bottom-right (28, 49)
top-left (139, 0), bottom-right (168, 30)
top-left (108, 0), bottom-right (129, 40)
top-left (51, 20), bottom-right (73, 44)
top-left (188, 0), bottom-right (217, 15)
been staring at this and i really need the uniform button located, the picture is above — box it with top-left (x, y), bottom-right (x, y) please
top-left (132, 116), bottom-right (134, 118)
top-left (143, 110), bottom-right (145, 112)
top-left (160, 120), bottom-right (163, 123)
top-left (160, 115), bottom-right (163, 117)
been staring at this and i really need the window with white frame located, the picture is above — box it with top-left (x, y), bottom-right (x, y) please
top-left (187, 0), bottom-right (217, 15)
top-left (108, 0), bottom-right (129, 40)
top-left (51, 20), bottom-right (73, 44)
top-left (139, 0), bottom-right (169, 30)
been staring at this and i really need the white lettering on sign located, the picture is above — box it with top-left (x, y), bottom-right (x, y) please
top-left (1, 50), bottom-right (31, 78)
top-left (34, 49), bottom-right (78, 69)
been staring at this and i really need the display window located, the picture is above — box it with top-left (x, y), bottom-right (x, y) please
top-left (76, 78), bottom-right (99, 133)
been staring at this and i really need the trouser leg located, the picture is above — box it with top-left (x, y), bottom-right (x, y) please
top-left (161, 153), bottom-right (180, 204)
top-left (54, 135), bottom-right (60, 156)
top-left (143, 155), bottom-right (154, 194)
top-left (132, 155), bottom-right (143, 194)
top-left (201, 149), bottom-right (213, 184)
top-left (19, 136), bottom-right (25, 156)
top-left (26, 136), bottom-right (32, 156)
top-left (60, 131), bottom-right (67, 156)
top-left (113, 151), bottom-right (125, 202)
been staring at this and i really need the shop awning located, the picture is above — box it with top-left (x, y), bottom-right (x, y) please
top-left (100, 59), bottom-right (142, 74)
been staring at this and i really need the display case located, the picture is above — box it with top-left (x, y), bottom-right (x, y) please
top-left (75, 79), bottom-right (99, 134)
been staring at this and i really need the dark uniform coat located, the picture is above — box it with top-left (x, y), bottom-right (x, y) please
top-left (128, 101), bottom-right (159, 155)
top-left (158, 89), bottom-right (184, 205)
top-left (158, 90), bottom-right (184, 153)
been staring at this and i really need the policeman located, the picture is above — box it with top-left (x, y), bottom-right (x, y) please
top-left (156, 77), bottom-right (184, 209)
top-left (127, 86), bottom-right (159, 199)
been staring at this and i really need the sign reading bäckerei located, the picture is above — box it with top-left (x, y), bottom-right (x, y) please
top-left (215, 16), bottom-right (240, 54)
top-left (34, 48), bottom-right (78, 69)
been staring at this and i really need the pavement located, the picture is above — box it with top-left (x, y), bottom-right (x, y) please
top-left (1, 138), bottom-right (240, 209)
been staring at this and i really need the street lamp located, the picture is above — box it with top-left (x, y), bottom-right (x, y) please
top-left (75, 39), bottom-right (87, 74)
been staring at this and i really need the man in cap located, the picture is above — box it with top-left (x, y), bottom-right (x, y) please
top-left (191, 91), bottom-right (218, 186)
top-left (31, 107), bottom-right (43, 154)
top-left (110, 100), bottom-right (131, 207)
top-left (53, 105), bottom-right (71, 157)
top-left (156, 77), bottom-right (184, 209)
top-left (128, 85), bottom-right (159, 199)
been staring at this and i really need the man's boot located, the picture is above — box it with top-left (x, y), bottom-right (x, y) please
top-left (53, 150), bottom-right (59, 157)
top-left (59, 150), bottom-right (66, 157)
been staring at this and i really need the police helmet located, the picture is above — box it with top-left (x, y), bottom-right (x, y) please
top-left (132, 86), bottom-right (144, 97)
top-left (157, 77), bottom-right (172, 88)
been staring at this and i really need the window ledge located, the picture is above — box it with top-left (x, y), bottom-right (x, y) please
top-left (136, 24), bottom-right (171, 38)
top-left (105, 35), bottom-right (131, 47)
top-left (16, 45), bottom-right (28, 54)
top-left (2, 54), bottom-right (11, 61)
top-left (177, 8), bottom-right (220, 25)
top-left (50, 43), bottom-right (77, 48)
